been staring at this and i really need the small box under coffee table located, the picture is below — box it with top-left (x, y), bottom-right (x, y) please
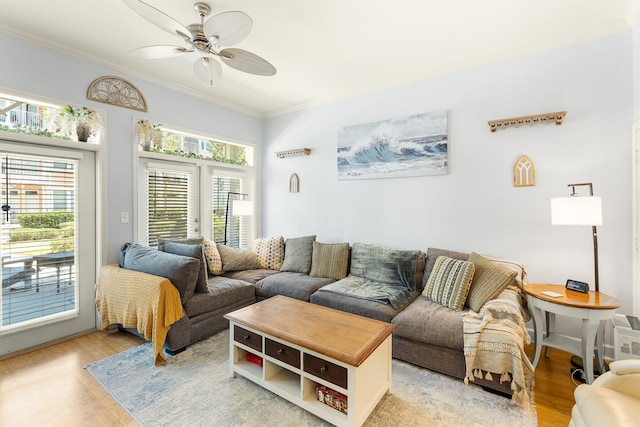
top-left (224, 295), bottom-right (397, 427)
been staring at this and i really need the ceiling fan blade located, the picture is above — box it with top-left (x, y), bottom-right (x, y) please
top-left (204, 11), bottom-right (253, 46)
top-left (219, 48), bottom-right (276, 76)
top-left (193, 57), bottom-right (222, 87)
top-left (122, 0), bottom-right (191, 40)
top-left (132, 45), bottom-right (189, 59)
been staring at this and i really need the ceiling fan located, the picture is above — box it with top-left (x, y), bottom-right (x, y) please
top-left (122, 0), bottom-right (276, 87)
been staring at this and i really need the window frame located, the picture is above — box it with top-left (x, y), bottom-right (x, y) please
top-left (134, 122), bottom-right (256, 248)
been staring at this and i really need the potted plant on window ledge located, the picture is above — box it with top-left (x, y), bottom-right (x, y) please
top-left (61, 105), bottom-right (97, 142)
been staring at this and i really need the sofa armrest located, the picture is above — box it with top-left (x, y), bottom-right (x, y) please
top-left (96, 264), bottom-right (184, 365)
top-left (609, 359), bottom-right (640, 375)
top-left (592, 360), bottom-right (640, 400)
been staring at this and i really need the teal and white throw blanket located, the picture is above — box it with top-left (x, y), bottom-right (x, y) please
top-left (318, 243), bottom-right (420, 308)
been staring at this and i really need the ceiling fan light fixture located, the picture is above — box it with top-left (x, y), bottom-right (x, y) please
top-left (193, 57), bottom-right (222, 87)
top-left (123, 0), bottom-right (276, 84)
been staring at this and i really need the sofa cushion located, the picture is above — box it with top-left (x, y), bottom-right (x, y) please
top-left (203, 238), bottom-right (223, 275)
top-left (223, 269), bottom-right (281, 284)
top-left (162, 242), bottom-right (208, 294)
top-left (123, 244), bottom-right (200, 303)
top-left (183, 276), bottom-right (255, 318)
top-left (217, 244), bottom-right (261, 271)
top-left (309, 242), bottom-right (350, 280)
top-left (466, 252), bottom-right (517, 312)
top-left (157, 236), bottom-right (204, 251)
top-left (253, 236), bottom-right (285, 270)
top-left (311, 288), bottom-right (419, 323)
top-left (392, 296), bottom-right (467, 351)
top-left (255, 272), bottom-right (335, 301)
top-left (422, 256), bottom-right (475, 311)
top-left (422, 248), bottom-right (469, 291)
top-left (279, 235), bottom-right (316, 273)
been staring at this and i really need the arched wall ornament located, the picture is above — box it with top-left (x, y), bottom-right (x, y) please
top-left (514, 155), bottom-right (536, 187)
top-left (289, 173), bottom-right (299, 193)
top-left (87, 76), bottom-right (148, 112)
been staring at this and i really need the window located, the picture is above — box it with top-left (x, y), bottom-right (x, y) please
top-left (145, 166), bottom-right (195, 247)
top-left (212, 174), bottom-right (248, 248)
top-left (0, 94), bottom-right (103, 144)
top-left (136, 120), bottom-right (250, 166)
top-left (0, 153), bottom-right (77, 329)
top-left (136, 123), bottom-right (255, 249)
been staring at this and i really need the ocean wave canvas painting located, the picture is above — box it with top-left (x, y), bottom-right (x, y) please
top-left (337, 110), bottom-right (448, 180)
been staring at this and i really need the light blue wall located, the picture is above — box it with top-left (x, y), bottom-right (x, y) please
top-left (0, 34), bottom-right (262, 265)
top-left (263, 32), bottom-right (636, 328)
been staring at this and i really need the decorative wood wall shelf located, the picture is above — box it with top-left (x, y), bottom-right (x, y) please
top-left (487, 111), bottom-right (566, 132)
top-left (275, 148), bottom-right (311, 158)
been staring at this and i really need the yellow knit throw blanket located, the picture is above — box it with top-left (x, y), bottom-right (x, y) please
top-left (463, 285), bottom-right (535, 404)
top-left (95, 264), bottom-right (184, 365)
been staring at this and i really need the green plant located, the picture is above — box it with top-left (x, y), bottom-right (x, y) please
top-left (9, 227), bottom-right (60, 241)
top-left (0, 124), bottom-right (71, 140)
top-left (17, 211), bottom-right (74, 229)
top-left (50, 237), bottom-right (74, 253)
top-left (61, 105), bottom-right (94, 122)
top-left (60, 105), bottom-right (98, 141)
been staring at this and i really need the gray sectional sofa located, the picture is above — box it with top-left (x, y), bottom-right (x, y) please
top-left (97, 235), bottom-right (532, 398)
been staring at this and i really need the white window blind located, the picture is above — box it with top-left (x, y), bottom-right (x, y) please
top-left (146, 167), bottom-right (195, 247)
top-left (1, 153), bottom-right (77, 329)
top-left (212, 174), bottom-right (247, 248)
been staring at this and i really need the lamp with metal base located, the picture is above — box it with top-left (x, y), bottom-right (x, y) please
top-left (551, 182), bottom-right (603, 292)
top-left (551, 182), bottom-right (605, 378)
top-left (223, 192), bottom-right (252, 246)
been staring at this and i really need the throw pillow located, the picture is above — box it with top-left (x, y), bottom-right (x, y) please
top-left (216, 243), bottom-right (261, 271)
top-left (203, 238), bottom-right (224, 275)
top-left (422, 248), bottom-right (469, 291)
top-left (253, 236), bottom-right (285, 270)
top-left (119, 242), bottom-right (132, 267)
top-left (466, 252), bottom-right (517, 312)
top-left (422, 256), bottom-right (475, 311)
top-left (279, 235), bottom-right (316, 273)
top-left (163, 242), bottom-right (208, 293)
top-left (309, 242), bottom-right (350, 280)
top-left (123, 244), bottom-right (200, 303)
top-left (477, 253), bottom-right (527, 289)
top-left (157, 236), bottom-right (204, 252)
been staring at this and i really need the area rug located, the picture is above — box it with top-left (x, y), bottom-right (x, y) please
top-left (86, 329), bottom-right (536, 426)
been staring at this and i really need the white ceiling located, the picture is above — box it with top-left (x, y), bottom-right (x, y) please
top-left (1, 0), bottom-right (639, 117)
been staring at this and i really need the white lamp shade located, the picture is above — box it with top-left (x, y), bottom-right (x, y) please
top-left (551, 196), bottom-right (602, 226)
top-left (232, 199), bottom-right (253, 216)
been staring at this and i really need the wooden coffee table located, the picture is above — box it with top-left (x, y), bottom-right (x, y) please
top-left (224, 295), bottom-right (397, 427)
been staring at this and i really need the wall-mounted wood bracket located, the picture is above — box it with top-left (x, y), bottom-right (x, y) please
top-left (488, 111), bottom-right (566, 132)
top-left (275, 148), bottom-right (311, 158)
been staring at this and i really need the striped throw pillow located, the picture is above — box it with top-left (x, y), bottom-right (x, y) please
top-left (422, 256), bottom-right (475, 311)
top-left (309, 242), bottom-right (350, 280)
top-left (466, 252), bottom-right (517, 312)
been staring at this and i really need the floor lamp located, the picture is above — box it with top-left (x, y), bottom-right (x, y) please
top-left (223, 192), bottom-right (252, 245)
top-left (550, 182), bottom-right (603, 292)
top-left (551, 183), bottom-right (604, 375)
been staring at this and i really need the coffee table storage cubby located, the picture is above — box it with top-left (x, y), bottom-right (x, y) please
top-left (224, 296), bottom-right (397, 427)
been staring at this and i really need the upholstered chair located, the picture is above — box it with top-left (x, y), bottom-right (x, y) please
top-left (569, 359), bottom-right (640, 427)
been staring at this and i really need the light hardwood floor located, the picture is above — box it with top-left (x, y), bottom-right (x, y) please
top-left (0, 330), bottom-right (578, 426)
